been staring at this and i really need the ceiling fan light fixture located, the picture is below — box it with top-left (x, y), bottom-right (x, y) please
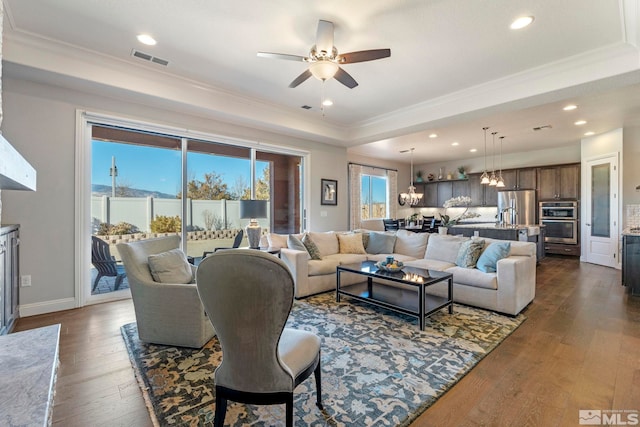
top-left (309, 60), bottom-right (339, 81)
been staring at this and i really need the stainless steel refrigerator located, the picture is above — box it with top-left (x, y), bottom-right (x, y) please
top-left (497, 190), bottom-right (536, 225)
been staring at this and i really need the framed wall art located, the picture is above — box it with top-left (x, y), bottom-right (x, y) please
top-left (321, 179), bottom-right (338, 205)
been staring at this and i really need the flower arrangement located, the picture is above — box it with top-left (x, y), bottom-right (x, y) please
top-left (439, 196), bottom-right (480, 226)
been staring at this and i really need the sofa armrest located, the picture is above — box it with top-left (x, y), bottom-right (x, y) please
top-left (280, 248), bottom-right (310, 294)
top-left (495, 255), bottom-right (536, 314)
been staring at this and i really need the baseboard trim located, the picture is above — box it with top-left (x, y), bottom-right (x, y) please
top-left (19, 297), bottom-right (77, 317)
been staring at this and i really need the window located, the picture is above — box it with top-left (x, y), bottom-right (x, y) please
top-left (361, 175), bottom-right (388, 220)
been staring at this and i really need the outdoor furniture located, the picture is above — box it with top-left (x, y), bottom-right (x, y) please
top-left (91, 236), bottom-right (127, 291)
top-left (116, 235), bottom-right (215, 348)
top-left (196, 249), bottom-right (323, 427)
top-left (202, 229), bottom-right (244, 258)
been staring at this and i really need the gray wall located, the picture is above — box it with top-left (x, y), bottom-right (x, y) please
top-left (1, 76), bottom-right (349, 314)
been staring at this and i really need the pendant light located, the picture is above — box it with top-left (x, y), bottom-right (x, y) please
top-left (480, 127), bottom-right (490, 184)
top-left (489, 132), bottom-right (498, 186)
top-left (496, 136), bottom-right (505, 188)
top-left (398, 148), bottom-right (423, 206)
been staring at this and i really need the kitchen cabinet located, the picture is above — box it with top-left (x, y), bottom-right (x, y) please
top-left (452, 179), bottom-right (469, 198)
top-left (468, 174), bottom-right (484, 206)
top-left (437, 181), bottom-right (453, 207)
top-left (1, 225), bottom-right (20, 335)
top-left (500, 168), bottom-right (536, 190)
top-left (537, 163), bottom-right (580, 200)
top-left (622, 234), bottom-right (640, 296)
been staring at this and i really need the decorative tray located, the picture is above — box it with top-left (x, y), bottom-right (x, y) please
top-left (375, 260), bottom-right (404, 273)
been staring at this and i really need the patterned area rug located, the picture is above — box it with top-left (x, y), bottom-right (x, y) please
top-left (121, 293), bottom-right (525, 426)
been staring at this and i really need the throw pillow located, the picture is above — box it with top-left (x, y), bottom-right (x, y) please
top-left (456, 239), bottom-right (486, 268)
top-left (337, 233), bottom-right (367, 254)
top-left (287, 234), bottom-right (310, 258)
top-left (147, 249), bottom-right (193, 283)
top-left (366, 232), bottom-right (397, 255)
top-left (302, 234), bottom-right (322, 260)
top-left (476, 242), bottom-right (511, 273)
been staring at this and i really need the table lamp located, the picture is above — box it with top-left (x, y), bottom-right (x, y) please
top-left (239, 199), bottom-right (268, 249)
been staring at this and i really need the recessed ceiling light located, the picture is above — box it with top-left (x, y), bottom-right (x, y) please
top-left (322, 99), bottom-right (333, 107)
top-left (563, 104), bottom-right (578, 111)
top-left (510, 16), bottom-right (534, 30)
top-left (429, 133), bottom-right (438, 138)
top-left (574, 120), bottom-right (587, 125)
top-left (137, 34), bottom-right (157, 46)
top-left (451, 142), bottom-right (459, 146)
top-left (584, 131), bottom-right (595, 136)
top-left (470, 148), bottom-right (478, 153)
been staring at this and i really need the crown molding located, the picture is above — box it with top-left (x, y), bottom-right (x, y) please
top-left (347, 41), bottom-right (640, 144)
top-left (2, 30), bottom-right (351, 146)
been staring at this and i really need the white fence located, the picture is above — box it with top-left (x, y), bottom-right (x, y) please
top-left (91, 196), bottom-right (270, 232)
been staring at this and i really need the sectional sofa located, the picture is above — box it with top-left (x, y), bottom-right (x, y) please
top-left (269, 230), bottom-right (536, 316)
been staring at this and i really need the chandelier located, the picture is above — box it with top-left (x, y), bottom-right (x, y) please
top-left (496, 136), bottom-right (505, 187)
top-left (480, 127), bottom-right (490, 184)
top-left (489, 132), bottom-right (498, 186)
top-left (399, 148), bottom-right (423, 206)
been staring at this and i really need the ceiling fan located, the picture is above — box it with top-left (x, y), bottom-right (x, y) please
top-left (257, 20), bottom-right (391, 89)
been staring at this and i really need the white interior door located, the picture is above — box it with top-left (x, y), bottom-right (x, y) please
top-left (583, 155), bottom-right (619, 267)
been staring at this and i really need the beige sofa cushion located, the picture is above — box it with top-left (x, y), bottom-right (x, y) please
top-left (425, 234), bottom-right (469, 264)
top-left (325, 253), bottom-right (368, 265)
top-left (404, 258), bottom-right (456, 271)
top-left (337, 233), bottom-right (367, 254)
top-left (308, 258), bottom-right (340, 276)
top-left (446, 266), bottom-right (498, 290)
top-left (308, 232), bottom-right (339, 257)
top-left (267, 233), bottom-right (289, 249)
top-left (394, 230), bottom-right (429, 258)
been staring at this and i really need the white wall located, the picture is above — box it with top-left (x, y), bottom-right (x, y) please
top-left (1, 77), bottom-right (349, 314)
top-left (623, 125), bottom-right (640, 226)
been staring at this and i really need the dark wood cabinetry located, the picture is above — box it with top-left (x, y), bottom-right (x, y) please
top-left (622, 234), bottom-right (640, 296)
top-left (1, 225), bottom-right (20, 335)
top-left (437, 181), bottom-right (453, 207)
top-left (501, 168), bottom-right (536, 190)
top-left (537, 164), bottom-right (579, 200)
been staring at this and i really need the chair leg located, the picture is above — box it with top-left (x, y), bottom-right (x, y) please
top-left (314, 359), bottom-right (323, 410)
top-left (214, 391), bottom-right (227, 427)
top-left (114, 274), bottom-right (125, 291)
top-left (92, 274), bottom-right (102, 291)
top-left (285, 394), bottom-right (294, 427)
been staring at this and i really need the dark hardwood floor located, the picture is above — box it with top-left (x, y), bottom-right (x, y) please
top-left (16, 256), bottom-right (640, 426)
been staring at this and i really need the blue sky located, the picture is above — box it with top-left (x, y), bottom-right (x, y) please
top-left (92, 140), bottom-right (267, 195)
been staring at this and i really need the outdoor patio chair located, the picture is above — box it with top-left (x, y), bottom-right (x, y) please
top-left (201, 229), bottom-right (244, 259)
top-left (91, 236), bottom-right (127, 291)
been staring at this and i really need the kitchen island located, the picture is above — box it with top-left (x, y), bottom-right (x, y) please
top-left (447, 223), bottom-right (545, 261)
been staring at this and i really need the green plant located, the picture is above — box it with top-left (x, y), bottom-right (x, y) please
top-left (150, 215), bottom-right (181, 233)
top-left (96, 221), bottom-right (137, 235)
top-left (457, 165), bottom-right (466, 174)
top-left (416, 170), bottom-right (423, 178)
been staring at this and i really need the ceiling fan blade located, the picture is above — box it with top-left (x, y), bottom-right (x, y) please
top-left (257, 52), bottom-right (306, 62)
top-left (289, 69), bottom-right (313, 88)
top-left (315, 20), bottom-right (334, 55)
top-left (334, 67), bottom-right (358, 89)
top-left (339, 49), bottom-right (391, 64)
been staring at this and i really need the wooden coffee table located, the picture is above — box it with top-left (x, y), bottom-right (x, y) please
top-left (336, 261), bottom-right (453, 330)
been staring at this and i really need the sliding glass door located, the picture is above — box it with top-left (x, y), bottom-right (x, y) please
top-left (86, 122), bottom-right (303, 303)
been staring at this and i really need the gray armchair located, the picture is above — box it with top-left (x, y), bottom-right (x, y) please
top-left (117, 235), bottom-right (215, 348)
top-left (196, 249), bottom-right (322, 427)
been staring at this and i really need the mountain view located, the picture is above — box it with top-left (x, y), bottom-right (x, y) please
top-left (91, 184), bottom-right (176, 199)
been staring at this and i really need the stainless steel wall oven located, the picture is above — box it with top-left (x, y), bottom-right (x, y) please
top-left (539, 201), bottom-right (578, 244)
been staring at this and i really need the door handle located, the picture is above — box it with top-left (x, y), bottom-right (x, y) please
top-left (585, 223), bottom-right (591, 226)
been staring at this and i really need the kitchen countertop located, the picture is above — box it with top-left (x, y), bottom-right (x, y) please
top-left (0, 324), bottom-right (60, 427)
top-left (451, 223), bottom-right (541, 235)
top-left (622, 228), bottom-right (640, 236)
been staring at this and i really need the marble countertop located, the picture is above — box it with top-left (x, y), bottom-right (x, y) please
top-left (0, 324), bottom-right (61, 427)
top-left (623, 228), bottom-right (640, 236)
top-left (450, 223), bottom-right (541, 235)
